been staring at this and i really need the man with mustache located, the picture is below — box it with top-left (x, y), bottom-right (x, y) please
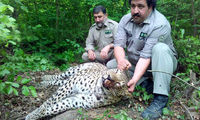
top-left (82, 5), bottom-right (118, 64)
top-left (107, 0), bottom-right (177, 119)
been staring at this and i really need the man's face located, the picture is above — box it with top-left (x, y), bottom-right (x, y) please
top-left (94, 11), bottom-right (107, 28)
top-left (130, 0), bottom-right (152, 24)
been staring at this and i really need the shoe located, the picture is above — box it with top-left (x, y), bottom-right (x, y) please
top-left (140, 78), bottom-right (153, 94)
top-left (141, 94), bottom-right (168, 120)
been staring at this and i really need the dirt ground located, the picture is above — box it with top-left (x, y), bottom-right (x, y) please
top-left (0, 69), bottom-right (199, 120)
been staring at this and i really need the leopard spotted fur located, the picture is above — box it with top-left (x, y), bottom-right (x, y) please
top-left (25, 62), bottom-right (132, 120)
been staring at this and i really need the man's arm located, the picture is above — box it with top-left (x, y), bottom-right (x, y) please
top-left (88, 50), bottom-right (96, 60)
top-left (85, 28), bottom-right (96, 60)
top-left (100, 21), bottom-right (118, 59)
top-left (100, 43), bottom-right (114, 59)
top-left (114, 46), bottom-right (131, 70)
top-left (127, 58), bottom-right (151, 92)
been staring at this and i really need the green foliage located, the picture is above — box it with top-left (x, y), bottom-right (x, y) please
top-left (162, 108), bottom-right (186, 119)
top-left (174, 30), bottom-right (200, 73)
top-left (157, 0), bottom-right (200, 37)
top-left (162, 108), bottom-right (174, 117)
top-left (93, 109), bottom-right (112, 120)
top-left (132, 86), bottom-right (153, 104)
top-left (0, 48), bottom-right (55, 97)
top-left (51, 39), bottom-right (84, 69)
top-left (176, 115), bottom-right (185, 120)
top-left (0, 48), bottom-right (55, 74)
top-left (157, 0), bottom-right (200, 75)
top-left (0, 2), bottom-right (20, 47)
top-left (113, 110), bottom-right (132, 120)
top-left (0, 76), bottom-right (37, 97)
top-left (77, 108), bottom-right (89, 120)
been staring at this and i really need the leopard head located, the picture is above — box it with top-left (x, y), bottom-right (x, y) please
top-left (102, 69), bottom-right (132, 98)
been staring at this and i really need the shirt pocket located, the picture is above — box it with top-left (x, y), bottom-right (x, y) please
top-left (134, 36), bottom-right (145, 51)
top-left (104, 32), bottom-right (114, 44)
top-left (126, 30), bottom-right (133, 46)
top-left (105, 33), bottom-right (113, 38)
top-left (94, 31), bottom-right (100, 44)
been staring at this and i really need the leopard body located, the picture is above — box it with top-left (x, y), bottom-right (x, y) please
top-left (25, 62), bottom-right (131, 120)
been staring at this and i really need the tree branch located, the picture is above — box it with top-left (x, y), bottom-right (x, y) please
top-left (179, 101), bottom-right (194, 120)
top-left (147, 70), bottom-right (200, 91)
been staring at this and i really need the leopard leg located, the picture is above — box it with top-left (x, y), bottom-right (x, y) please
top-left (25, 94), bottom-right (102, 120)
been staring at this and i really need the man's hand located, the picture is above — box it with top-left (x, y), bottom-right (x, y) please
top-left (100, 45), bottom-right (111, 59)
top-left (88, 50), bottom-right (96, 60)
top-left (127, 58), bottom-right (151, 92)
top-left (117, 58), bottom-right (132, 71)
top-left (127, 78), bottom-right (137, 92)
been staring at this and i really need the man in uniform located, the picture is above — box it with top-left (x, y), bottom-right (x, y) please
top-left (107, 0), bottom-right (177, 119)
top-left (82, 5), bottom-right (118, 64)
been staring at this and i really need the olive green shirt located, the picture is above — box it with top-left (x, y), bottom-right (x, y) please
top-left (85, 18), bottom-right (118, 51)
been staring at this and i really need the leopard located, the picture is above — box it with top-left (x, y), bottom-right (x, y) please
top-left (25, 62), bottom-right (132, 120)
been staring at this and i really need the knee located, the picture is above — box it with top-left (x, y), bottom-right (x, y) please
top-left (106, 59), bottom-right (117, 69)
top-left (152, 42), bottom-right (170, 54)
top-left (82, 52), bottom-right (88, 61)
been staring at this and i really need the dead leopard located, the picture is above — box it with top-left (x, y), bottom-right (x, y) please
top-left (25, 62), bottom-right (132, 120)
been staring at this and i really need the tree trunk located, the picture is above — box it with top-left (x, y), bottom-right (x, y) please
top-left (56, 0), bottom-right (60, 42)
top-left (191, 0), bottom-right (197, 36)
top-left (33, 1), bottom-right (38, 23)
top-left (89, 6), bottom-right (92, 27)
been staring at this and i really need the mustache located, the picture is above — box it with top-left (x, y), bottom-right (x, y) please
top-left (133, 13), bottom-right (140, 17)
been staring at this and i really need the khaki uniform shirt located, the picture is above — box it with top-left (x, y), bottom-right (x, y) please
top-left (85, 18), bottom-right (118, 51)
top-left (115, 9), bottom-right (177, 65)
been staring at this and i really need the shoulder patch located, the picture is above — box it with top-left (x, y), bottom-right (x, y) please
top-left (107, 19), bottom-right (118, 26)
top-left (89, 23), bottom-right (96, 30)
top-left (107, 20), bottom-right (115, 24)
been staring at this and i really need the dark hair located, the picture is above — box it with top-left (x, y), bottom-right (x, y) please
top-left (128, 0), bottom-right (156, 10)
top-left (93, 5), bottom-right (106, 14)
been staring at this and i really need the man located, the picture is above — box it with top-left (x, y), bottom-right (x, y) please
top-left (82, 5), bottom-right (118, 64)
top-left (107, 0), bottom-right (177, 119)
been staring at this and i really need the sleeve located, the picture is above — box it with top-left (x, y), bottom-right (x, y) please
top-left (112, 22), bottom-right (118, 44)
top-left (114, 16), bottom-right (127, 48)
top-left (85, 28), bottom-right (95, 51)
top-left (140, 24), bottom-right (171, 58)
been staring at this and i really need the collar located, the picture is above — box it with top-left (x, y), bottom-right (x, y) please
top-left (143, 10), bottom-right (153, 24)
top-left (104, 18), bottom-right (109, 27)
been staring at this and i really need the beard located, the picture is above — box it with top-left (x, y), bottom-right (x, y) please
top-left (96, 22), bottom-right (104, 28)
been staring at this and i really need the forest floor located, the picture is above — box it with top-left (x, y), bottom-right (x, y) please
top-left (0, 68), bottom-right (199, 120)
